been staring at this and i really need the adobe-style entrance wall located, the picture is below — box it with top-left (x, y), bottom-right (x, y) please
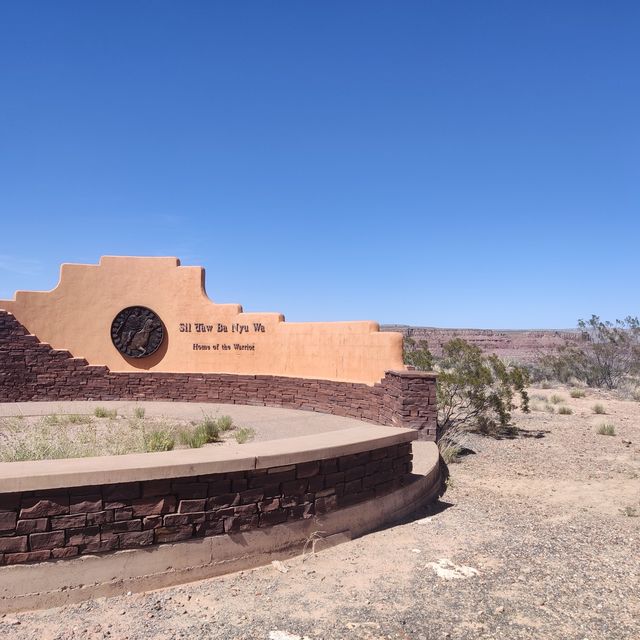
top-left (0, 311), bottom-right (438, 439)
top-left (0, 257), bottom-right (404, 384)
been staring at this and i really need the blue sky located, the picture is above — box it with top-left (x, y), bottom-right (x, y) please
top-left (0, 1), bottom-right (638, 328)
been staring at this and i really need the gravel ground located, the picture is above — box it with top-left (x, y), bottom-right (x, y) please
top-left (1, 385), bottom-right (639, 640)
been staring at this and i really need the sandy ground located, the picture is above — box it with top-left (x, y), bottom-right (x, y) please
top-left (1, 385), bottom-right (639, 640)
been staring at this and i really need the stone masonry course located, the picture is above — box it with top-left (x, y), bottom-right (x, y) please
top-left (0, 443), bottom-right (413, 565)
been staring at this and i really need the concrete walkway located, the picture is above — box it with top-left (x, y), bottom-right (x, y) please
top-left (0, 401), bottom-right (367, 442)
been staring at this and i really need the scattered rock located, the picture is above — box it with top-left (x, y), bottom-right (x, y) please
top-left (428, 559), bottom-right (479, 580)
top-left (271, 560), bottom-right (289, 574)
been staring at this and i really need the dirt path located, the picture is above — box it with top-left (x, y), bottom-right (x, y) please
top-left (1, 386), bottom-right (639, 640)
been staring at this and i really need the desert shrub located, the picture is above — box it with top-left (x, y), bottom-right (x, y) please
top-left (558, 406), bottom-right (573, 415)
top-left (234, 427), bottom-right (255, 444)
top-left (94, 406), bottom-right (117, 419)
top-left (592, 403), bottom-right (606, 415)
top-left (570, 389), bottom-right (586, 398)
top-left (42, 414), bottom-right (62, 426)
top-left (403, 337), bottom-right (529, 436)
top-left (538, 315), bottom-right (640, 389)
top-left (144, 429), bottom-right (175, 452)
top-left (133, 406), bottom-right (146, 419)
top-left (544, 404), bottom-right (555, 414)
top-left (596, 423), bottom-right (616, 436)
top-left (632, 389), bottom-right (640, 402)
top-left (550, 394), bottom-right (565, 404)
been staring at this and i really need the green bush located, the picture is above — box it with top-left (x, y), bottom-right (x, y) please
top-left (403, 338), bottom-right (435, 372)
top-left (404, 337), bottom-right (529, 436)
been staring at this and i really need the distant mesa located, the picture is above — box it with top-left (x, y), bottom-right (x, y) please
top-left (382, 325), bottom-right (583, 363)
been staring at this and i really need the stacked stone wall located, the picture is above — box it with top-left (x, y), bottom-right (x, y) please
top-left (0, 443), bottom-right (412, 565)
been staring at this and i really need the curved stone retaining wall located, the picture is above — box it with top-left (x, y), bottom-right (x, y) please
top-left (0, 427), bottom-right (415, 567)
top-left (0, 310), bottom-right (437, 439)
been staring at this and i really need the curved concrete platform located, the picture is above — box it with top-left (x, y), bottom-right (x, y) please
top-left (0, 442), bottom-right (441, 614)
top-left (0, 400), bottom-right (371, 443)
top-left (0, 422), bottom-right (415, 492)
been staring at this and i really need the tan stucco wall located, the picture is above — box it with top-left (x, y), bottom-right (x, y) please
top-left (0, 257), bottom-right (404, 384)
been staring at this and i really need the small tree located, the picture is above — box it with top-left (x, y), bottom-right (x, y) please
top-left (538, 315), bottom-right (640, 389)
top-left (576, 315), bottom-right (640, 388)
top-left (403, 336), bottom-right (529, 436)
top-left (436, 338), bottom-right (529, 435)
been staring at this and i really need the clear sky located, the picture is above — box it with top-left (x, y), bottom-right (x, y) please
top-left (0, 2), bottom-right (638, 328)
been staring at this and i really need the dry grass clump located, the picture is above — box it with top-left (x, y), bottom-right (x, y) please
top-left (179, 415), bottom-right (223, 448)
top-left (178, 414), bottom-right (253, 448)
top-left (558, 406), bottom-right (573, 415)
top-left (42, 413), bottom-right (93, 426)
top-left (143, 429), bottom-right (175, 452)
top-left (570, 389), bottom-right (586, 398)
top-left (596, 423), bottom-right (616, 436)
top-left (592, 404), bottom-right (606, 415)
top-left (234, 427), bottom-right (256, 444)
top-left (550, 394), bottom-right (565, 404)
top-left (94, 406), bottom-right (117, 419)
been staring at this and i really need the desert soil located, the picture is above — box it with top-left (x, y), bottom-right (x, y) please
top-left (1, 385), bottom-right (639, 640)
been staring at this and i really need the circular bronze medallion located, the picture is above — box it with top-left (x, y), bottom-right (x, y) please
top-left (111, 306), bottom-right (164, 358)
